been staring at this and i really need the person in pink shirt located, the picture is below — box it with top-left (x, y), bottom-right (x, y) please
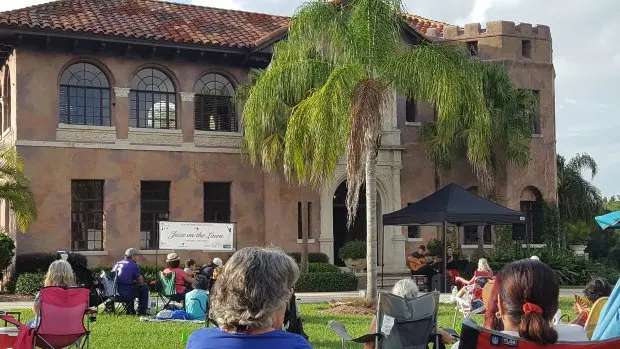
top-left (163, 253), bottom-right (194, 294)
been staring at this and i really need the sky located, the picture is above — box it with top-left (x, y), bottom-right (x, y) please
top-left (1, 0), bottom-right (619, 197)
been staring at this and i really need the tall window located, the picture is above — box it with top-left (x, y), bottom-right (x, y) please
top-left (405, 98), bottom-right (417, 123)
top-left (140, 181), bottom-right (170, 250)
top-left (522, 40), bottom-right (532, 58)
top-left (2, 69), bottom-right (11, 132)
top-left (194, 73), bottom-right (237, 132)
top-left (130, 68), bottom-right (176, 129)
top-left (463, 225), bottom-right (492, 245)
top-left (467, 41), bottom-right (479, 56)
top-left (406, 203), bottom-right (420, 238)
top-left (204, 182), bottom-right (231, 222)
top-left (71, 180), bottom-right (104, 251)
top-left (59, 62), bottom-right (111, 126)
top-left (297, 202), bottom-right (312, 239)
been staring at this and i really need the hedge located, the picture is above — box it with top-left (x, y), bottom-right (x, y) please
top-left (15, 273), bottom-right (45, 295)
top-left (296, 271), bottom-right (358, 292)
top-left (307, 262), bottom-right (342, 273)
top-left (288, 252), bottom-right (329, 264)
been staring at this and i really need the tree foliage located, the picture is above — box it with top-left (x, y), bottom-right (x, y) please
top-left (0, 142), bottom-right (37, 232)
top-left (557, 153), bottom-right (603, 222)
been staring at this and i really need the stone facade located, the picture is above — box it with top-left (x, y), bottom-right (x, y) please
top-left (0, 19), bottom-right (556, 270)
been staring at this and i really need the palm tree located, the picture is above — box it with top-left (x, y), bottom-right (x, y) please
top-left (421, 68), bottom-right (536, 252)
top-left (557, 153), bottom-right (603, 246)
top-left (241, 0), bottom-right (502, 299)
top-left (0, 141), bottom-right (37, 232)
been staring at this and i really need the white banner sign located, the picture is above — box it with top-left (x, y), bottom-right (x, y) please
top-left (158, 221), bottom-right (235, 251)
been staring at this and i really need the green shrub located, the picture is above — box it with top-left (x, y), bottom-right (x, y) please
top-left (307, 262), bottom-right (341, 273)
top-left (338, 240), bottom-right (366, 260)
top-left (15, 273), bottom-right (45, 295)
top-left (14, 253), bottom-right (56, 275)
top-left (426, 239), bottom-right (442, 257)
top-left (607, 247), bottom-right (620, 269)
top-left (296, 271), bottom-right (358, 292)
top-left (288, 252), bottom-right (330, 264)
top-left (0, 233), bottom-right (15, 280)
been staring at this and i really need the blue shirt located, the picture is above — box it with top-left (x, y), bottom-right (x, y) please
top-left (112, 258), bottom-right (141, 294)
top-left (186, 328), bottom-right (311, 349)
top-left (185, 289), bottom-right (208, 320)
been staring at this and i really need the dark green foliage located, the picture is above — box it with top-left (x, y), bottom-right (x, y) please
top-left (288, 252), bottom-right (330, 264)
top-left (296, 272), bottom-right (358, 292)
top-left (488, 246), bottom-right (620, 285)
top-left (586, 231), bottom-right (618, 261)
top-left (14, 253), bottom-right (56, 275)
top-left (607, 247), bottom-right (620, 269)
top-left (0, 234), bottom-right (15, 279)
top-left (307, 262), bottom-right (342, 273)
top-left (540, 202), bottom-right (560, 246)
top-left (338, 240), bottom-right (366, 260)
top-left (15, 273), bottom-right (45, 295)
top-left (426, 239), bottom-right (442, 257)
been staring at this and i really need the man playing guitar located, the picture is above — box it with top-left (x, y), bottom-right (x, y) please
top-left (407, 245), bottom-right (441, 291)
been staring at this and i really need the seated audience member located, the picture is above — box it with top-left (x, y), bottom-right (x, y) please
top-left (163, 253), bottom-right (194, 295)
top-left (185, 259), bottom-right (197, 275)
top-left (445, 246), bottom-right (460, 284)
top-left (112, 248), bottom-right (149, 315)
top-left (364, 279), bottom-right (455, 349)
top-left (28, 260), bottom-right (76, 328)
top-left (185, 275), bottom-right (209, 321)
top-left (591, 276), bottom-right (620, 340)
top-left (186, 247), bottom-right (311, 349)
top-left (454, 258), bottom-right (493, 290)
top-left (454, 260), bottom-right (587, 348)
top-left (571, 278), bottom-right (612, 326)
top-left (209, 258), bottom-right (223, 291)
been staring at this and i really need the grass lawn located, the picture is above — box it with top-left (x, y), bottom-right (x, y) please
top-left (5, 297), bottom-right (575, 349)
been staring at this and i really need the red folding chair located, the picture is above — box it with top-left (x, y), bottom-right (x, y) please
top-left (0, 287), bottom-right (91, 349)
top-left (458, 317), bottom-right (620, 349)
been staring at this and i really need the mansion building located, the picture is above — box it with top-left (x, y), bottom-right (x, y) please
top-left (0, 0), bottom-right (556, 271)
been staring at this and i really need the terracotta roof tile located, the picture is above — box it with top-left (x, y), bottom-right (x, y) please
top-left (0, 0), bottom-right (290, 49)
top-left (402, 13), bottom-right (449, 35)
top-left (0, 0), bottom-right (448, 49)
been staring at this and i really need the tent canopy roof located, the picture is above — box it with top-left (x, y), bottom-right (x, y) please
top-left (383, 183), bottom-right (526, 226)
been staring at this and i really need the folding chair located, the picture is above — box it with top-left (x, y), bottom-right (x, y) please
top-left (158, 271), bottom-right (184, 310)
top-left (457, 317), bottom-right (620, 349)
top-left (584, 297), bottom-right (608, 339)
top-left (102, 271), bottom-right (135, 315)
top-left (329, 291), bottom-right (441, 349)
top-left (0, 287), bottom-right (92, 348)
top-left (452, 284), bottom-right (485, 328)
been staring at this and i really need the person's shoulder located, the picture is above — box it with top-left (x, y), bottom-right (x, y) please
top-left (270, 330), bottom-right (312, 348)
top-left (555, 324), bottom-right (589, 341)
top-left (186, 328), bottom-right (221, 348)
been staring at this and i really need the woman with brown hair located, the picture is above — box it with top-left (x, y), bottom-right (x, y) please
top-left (494, 259), bottom-right (587, 343)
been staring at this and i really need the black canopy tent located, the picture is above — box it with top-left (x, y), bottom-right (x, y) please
top-left (382, 183), bottom-right (526, 292)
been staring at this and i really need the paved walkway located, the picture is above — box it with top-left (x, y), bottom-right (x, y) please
top-left (0, 288), bottom-right (579, 310)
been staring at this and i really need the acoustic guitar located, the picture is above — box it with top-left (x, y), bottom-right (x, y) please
top-left (408, 256), bottom-right (442, 272)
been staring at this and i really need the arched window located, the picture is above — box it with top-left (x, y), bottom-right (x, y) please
top-left (520, 186), bottom-right (543, 244)
top-left (59, 62), bottom-right (110, 126)
top-left (194, 73), bottom-right (237, 132)
top-left (2, 69), bottom-right (11, 132)
top-left (130, 68), bottom-right (176, 129)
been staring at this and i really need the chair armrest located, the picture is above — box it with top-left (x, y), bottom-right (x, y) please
top-left (328, 320), bottom-right (354, 341)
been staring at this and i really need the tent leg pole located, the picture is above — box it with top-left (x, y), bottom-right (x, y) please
top-left (443, 222), bottom-right (448, 293)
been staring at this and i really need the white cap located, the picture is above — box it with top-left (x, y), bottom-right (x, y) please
top-left (125, 248), bottom-right (139, 257)
top-left (213, 258), bottom-right (223, 266)
top-left (530, 256), bottom-right (540, 261)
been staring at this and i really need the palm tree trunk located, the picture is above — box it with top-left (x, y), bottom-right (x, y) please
top-left (301, 202), bottom-right (309, 273)
top-left (365, 152), bottom-right (378, 300)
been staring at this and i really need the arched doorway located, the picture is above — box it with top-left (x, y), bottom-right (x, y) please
top-left (520, 186), bottom-right (543, 244)
top-left (332, 182), bottom-right (381, 266)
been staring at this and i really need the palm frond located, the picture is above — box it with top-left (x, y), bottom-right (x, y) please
top-left (0, 142), bottom-right (38, 231)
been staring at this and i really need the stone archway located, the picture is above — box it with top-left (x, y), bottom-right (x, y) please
top-left (331, 182), bottom-right (382, 266)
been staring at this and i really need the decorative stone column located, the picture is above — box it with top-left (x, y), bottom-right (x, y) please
top-left (113, 87), bottom-right (130, 140)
